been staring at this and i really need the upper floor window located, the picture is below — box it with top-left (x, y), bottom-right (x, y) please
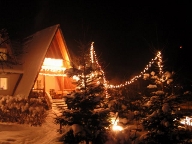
top-left (0, 78), bottom-right (7, 90)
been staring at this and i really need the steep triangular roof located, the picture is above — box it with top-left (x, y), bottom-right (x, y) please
top-left (14, 24), bottom-right (72, 97)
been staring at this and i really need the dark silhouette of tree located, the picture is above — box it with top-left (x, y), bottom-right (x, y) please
top-left (0, 29), bottom-right (22, 70)
top-left (55, 42), bottom-right (110, 144)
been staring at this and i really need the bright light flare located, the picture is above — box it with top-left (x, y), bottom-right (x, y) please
top-left (180, 116), bottom-right (192, 126)
top-left (111, 117), bottom-right (123, 131)
top-left (43, 58), bottom-right (63, 67)
top-left (40, 58), bottom-right (67, 76)
top-left (72, 75), bottom-right (80, 81)
top-left (41, 58), bottom-right (66, 72)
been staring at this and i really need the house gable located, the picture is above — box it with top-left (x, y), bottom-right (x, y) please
top-left (14, 24), bottom-right (73, 97)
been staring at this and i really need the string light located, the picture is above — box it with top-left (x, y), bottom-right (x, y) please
top-left (89, 47), bottom-right (163, 89)
top-left (90, 42), bottom-right (94, 63)
top-left (89, 42), bottom-right (109, 97)
top-left (108, 51), bottom-right (164, 88)
top-left (40, 58), bottom-right (66, 76)
top-left (38, 46), bottom-right (164, 92)
top-left (80, 43), bottom-right (164, 93)
top-left (39, 73), bottom-right (66, 76)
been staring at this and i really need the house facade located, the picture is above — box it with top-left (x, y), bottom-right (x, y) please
top-left (0, 24), bottom-right (76, 98)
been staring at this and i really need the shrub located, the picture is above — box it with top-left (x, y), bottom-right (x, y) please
top-left (0, 95), bottom-right (48, 126)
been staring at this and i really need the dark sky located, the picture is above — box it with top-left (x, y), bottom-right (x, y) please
top-left (1, 0), bottom-right (192, 84)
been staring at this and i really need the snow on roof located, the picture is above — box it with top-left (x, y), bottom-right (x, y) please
top-left (14, 24), bottom-right (60, 97)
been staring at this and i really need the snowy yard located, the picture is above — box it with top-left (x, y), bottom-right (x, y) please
top-left (0, 95), bottom-right (146, 144)
top-left (0, 108), bottom-right (146, 144)
top-left (0, 108), bottom-right (63, 144)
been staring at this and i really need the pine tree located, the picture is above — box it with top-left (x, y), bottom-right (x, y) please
top-left (140, 70), bottom-right (192, 144)
top-left (55, 42), bottom-right (110, 144)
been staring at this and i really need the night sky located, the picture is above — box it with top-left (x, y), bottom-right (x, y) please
top-left (1, 0), bottom-right (192, 84)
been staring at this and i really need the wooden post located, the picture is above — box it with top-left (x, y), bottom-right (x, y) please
top-left (43, 75), bottom-right (45, 96)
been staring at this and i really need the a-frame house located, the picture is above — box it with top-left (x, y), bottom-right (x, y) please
top-left (0, 24), bottom-right (76, 98)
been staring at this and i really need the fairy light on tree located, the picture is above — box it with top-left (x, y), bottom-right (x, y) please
top-left (90, 42), bottom-right (94, 64)
top-left (88, 44), bottom-right (165, 94)
top-left (55, 42), bottom-right (110, 144)
top-left (89, 42), bottom-right (109, 97)
top-left (108, 51), bottom-right (164, 89)
top-left (89, 45), bottom-right (164, 92)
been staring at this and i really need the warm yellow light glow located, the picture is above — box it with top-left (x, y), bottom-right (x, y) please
top-left (72, 75), bottom-right (80, 81)
top-left (112, 125), bottom-right (123, 131)
top-left (111, 117), bottom-right (123, 131)
top-left (180, 116), bottom-right (192, 126)
top-left (41, 65), bottom-right (66, 71)
top-left (0, 78), bottom-right (7, 90)
top-left (40, 58), bottom-right (66, 76)
top-left (90, 42), bottom-right (94, 63)
top-left (43, 58), bottom-right (63, 67)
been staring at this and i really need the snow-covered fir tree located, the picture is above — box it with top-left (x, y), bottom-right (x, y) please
top-left (104, 51), bottom-right (192, 143)
top-left (140, 70), bottom-right (192, 144)
top-left (55, 42), bottom-right (110, 144)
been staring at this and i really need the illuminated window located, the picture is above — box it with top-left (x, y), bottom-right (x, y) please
top-left (0, 78), bottom-right (7, 90)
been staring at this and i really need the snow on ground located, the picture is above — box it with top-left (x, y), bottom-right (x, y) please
top-left (0, 107), bottom-right (63, 144)
top-left (0, 104), bottom-right (148, 144)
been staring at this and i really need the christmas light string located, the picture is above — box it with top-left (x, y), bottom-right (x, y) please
top-left (108, 51), bottom-right (163, 88)
top-left (91, 45), bottom-right (163, 131)
top-left (90, 42), bottom-right (94, 64)
top-left (89, 43), bottom-right (163, 89)
top-left (39, 58), bottom-right (67, 76)
top-left (90, 42), bottom-right (109, 97)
